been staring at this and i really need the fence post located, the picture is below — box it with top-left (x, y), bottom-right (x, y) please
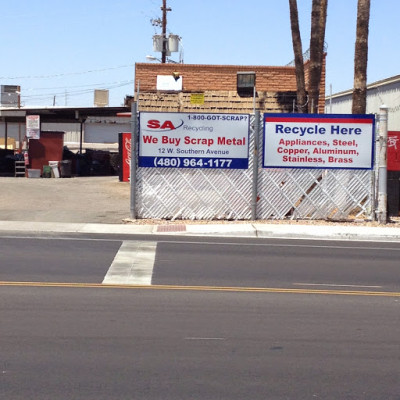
top-left (130, 101), bottom-right (138, 219)
top-left (377, 105), bottom-right (389, 224)
top-left (251, 110), bottom-right (260, 220)
top-left (370, 169), bottom-right (376, 220)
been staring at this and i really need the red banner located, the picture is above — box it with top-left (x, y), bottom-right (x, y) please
top-left (388, 131), bottom-right (400, 171)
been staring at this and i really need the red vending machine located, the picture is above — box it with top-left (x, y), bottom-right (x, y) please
top-left (119, 132), bottom-right (131, 182)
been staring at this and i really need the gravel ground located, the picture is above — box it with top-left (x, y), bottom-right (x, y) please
top-left (0, 176), bottom-right (130, 224)
top-left (1, 175), bottom-right (398, 227)
top-left (124, 217), bottom-right (400, 227)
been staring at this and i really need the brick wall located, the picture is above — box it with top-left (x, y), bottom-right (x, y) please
top-left (135, 60), bottom-right (326, 113)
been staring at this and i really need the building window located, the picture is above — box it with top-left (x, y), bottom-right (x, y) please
top-left (237, 72), bottom-right (256, 96)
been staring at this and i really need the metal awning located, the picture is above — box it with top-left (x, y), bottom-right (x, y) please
top-left (0, 106), bottom-right (131, 153)
top-left (0, 106), bottom-right (130, 123)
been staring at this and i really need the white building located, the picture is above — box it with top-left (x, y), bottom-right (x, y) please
top-left (326, 75), bottom-right (400, 131)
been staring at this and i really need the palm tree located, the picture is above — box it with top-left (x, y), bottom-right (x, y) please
top-left (308, 0), bottom-right (328, 113)
top-left (352, 0), bottom-right (371, 114)
top-left (289, 0), bottom-right (308, 113)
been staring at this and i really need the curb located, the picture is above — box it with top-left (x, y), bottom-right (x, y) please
top-left (253, 223), bottom-right (400, 242)
top-left (0, 220), bottom-right (399, 242)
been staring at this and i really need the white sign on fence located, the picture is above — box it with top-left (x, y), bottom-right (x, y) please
top-left (263, 114), bottom-right (375, 169)
top-left (139, 112), bottom-right (250, 169)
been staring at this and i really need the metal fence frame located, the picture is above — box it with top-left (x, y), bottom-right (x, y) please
top-left (132, 107), bottom-right (375, 221)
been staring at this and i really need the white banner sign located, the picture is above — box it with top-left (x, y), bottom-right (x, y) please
top-left (139, 112), bottom-right (250, 169)
top-left (263, 114), bottom-right (375, 169)
top-left (26, 115), bottom-right (40, 139)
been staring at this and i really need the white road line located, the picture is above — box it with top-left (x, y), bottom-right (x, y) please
top-left (184, 337), bottom-right (226, 340)
top-left (155, 240), bottom-right (400, 252)
top-left (293, 283), bottom-right (383, 288)
top-left (102, 241), bottom-right (157, 285)
top-left (2, 235), bottom-right (400, 252)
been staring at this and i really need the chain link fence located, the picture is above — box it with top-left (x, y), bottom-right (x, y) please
top-left (136, 115), bottom-right (256, 220)
top-left (257, 113), bottom-right (374, 220)
top-left (135, 113), bottom-right (374, 221)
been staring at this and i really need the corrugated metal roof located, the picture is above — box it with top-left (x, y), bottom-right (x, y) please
top-left (328, 74), bottom-right (400, 100)
top-left (0, 106), bottom-right (130, 123)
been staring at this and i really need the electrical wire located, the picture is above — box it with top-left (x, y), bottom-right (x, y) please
top-left (27, 80), bottom-right (134, 91)
top-left (0, 64), bottom-right (135, 80)
top-left (21, 80), bottom-right (134, 99)
top-left (17, 80), bottom-right (134, 106)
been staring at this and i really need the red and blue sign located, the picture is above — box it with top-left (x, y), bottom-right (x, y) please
top-left (138, 112), bottom-right (250, 169)
top-left (263, 113), bottom-right (375, 169)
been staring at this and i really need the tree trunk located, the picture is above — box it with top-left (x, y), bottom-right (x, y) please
top-left (352, 0), bottom-right (370, 114)
top-left (308, 0), bottom-right (328, 113)
top-left (289, 0), bottom-right (308, 113)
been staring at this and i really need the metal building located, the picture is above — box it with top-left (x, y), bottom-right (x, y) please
top-left (326, 75), bottom-right (400, 130)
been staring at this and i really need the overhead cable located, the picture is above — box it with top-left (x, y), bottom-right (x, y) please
top-left (0, 64), bottom-right (135, 80)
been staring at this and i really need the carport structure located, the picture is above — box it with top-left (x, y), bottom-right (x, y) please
top-left (0, 106), bottom-right (129, 153)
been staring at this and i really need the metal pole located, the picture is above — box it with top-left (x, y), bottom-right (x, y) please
top-left (370, 169), bottom-right (376, 221)
top-left (136, 80), bottom-right (140, 110)
top-left (377, 105), bottom-right (389, 224)
top-left (253, 85), bottom-right (256, 114)
top-left (5, 120), bottom-right (8, 150)
top-left (251, 110), bottom-right (260, 220)
top-left (16, 87), bottom-right (22, 151)
top-left (79, 120), bottom-right (83, 154)
top-left (130, 101), bottom-right (138, 219)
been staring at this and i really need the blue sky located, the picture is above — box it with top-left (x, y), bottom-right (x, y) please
top-left (1, 0), bottom-right (397, 108)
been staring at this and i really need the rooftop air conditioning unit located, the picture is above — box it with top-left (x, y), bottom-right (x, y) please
top-left (1, 85), bottom-right (20, 107)
top-left (94, 89), bottom-right (109, 107)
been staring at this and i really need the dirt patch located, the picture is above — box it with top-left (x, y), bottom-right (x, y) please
top-left (0, 176), bottom-right (130, 224)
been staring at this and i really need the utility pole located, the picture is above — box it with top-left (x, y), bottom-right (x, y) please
top-left (17, 86), bottom-right (21, 152)
top-left (161, 0), bottom-right (171, 63)
top-left (130, 101), bottom-right (138, 219)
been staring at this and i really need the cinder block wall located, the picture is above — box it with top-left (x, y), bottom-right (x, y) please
top-left (134, 61), bottom-right (325, 114)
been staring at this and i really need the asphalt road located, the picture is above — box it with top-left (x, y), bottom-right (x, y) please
top-left (1, 234), bottom-right (400, 399)
top-left (1, 235), bottom-right (400, 291)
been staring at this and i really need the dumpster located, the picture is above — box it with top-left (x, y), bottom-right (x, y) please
top-left (388, 171), bottom-right (400, 217)
top-left (60, 160), bottom-right (72, 178)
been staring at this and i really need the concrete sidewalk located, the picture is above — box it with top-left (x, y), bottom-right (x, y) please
top-left (0, 176), bottom-right (399, 242)
top-left (1, 220), bottom-right (400, 242)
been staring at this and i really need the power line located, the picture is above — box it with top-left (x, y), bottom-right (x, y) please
top-left (0, 64), bottom-right (135, 80)
top-left (21, 81), bottom-right (134, 100)
top-left (20, 80), bottom-right (135, 95)
top-left (17, 80), bottom-right (134, 106)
